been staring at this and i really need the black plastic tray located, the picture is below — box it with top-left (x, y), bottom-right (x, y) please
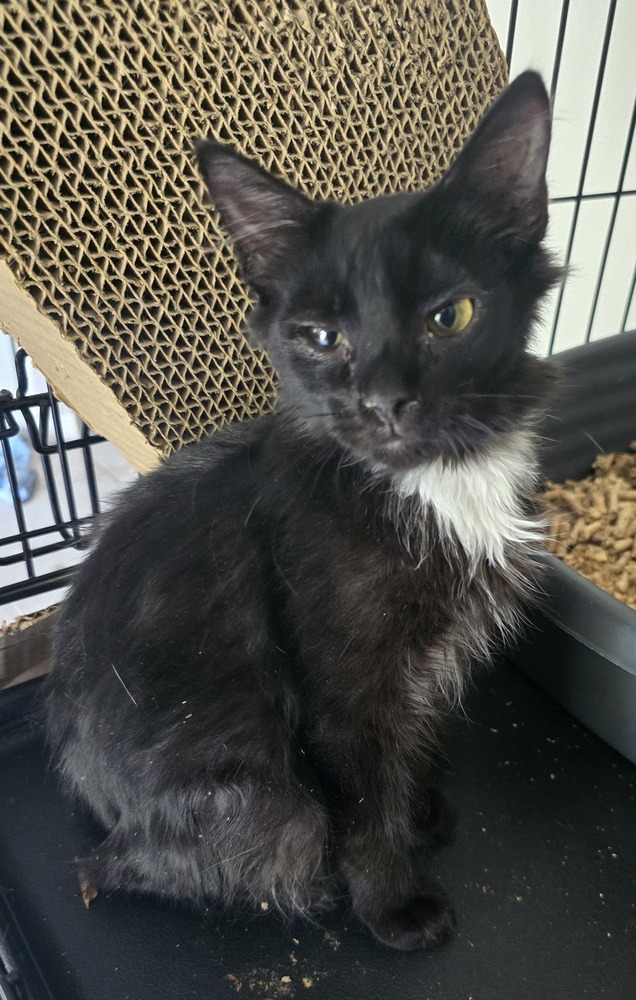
top-left (513, 331), bottom-right (636, 764)
top-left (0, 667), bottom-right (635, 1000)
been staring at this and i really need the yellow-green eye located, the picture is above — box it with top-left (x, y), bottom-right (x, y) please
top-left (426, 298), bottom-right (474, 336)
top-left (307, 327), bottom-right (346, 350)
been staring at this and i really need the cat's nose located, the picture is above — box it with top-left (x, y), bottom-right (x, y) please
top-left (360, 394), bottom-right (417, 430)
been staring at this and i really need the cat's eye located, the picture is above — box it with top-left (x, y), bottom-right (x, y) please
top-left (304, 327), bottom-right (346, 350)
top-left (426, 298), bottom-right (474, 336)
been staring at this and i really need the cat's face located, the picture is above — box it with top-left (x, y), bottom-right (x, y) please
top-left (197, 72), bottom-right (560, 472)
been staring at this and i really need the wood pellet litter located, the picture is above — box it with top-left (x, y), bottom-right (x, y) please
top-left (542, 442), bottom-right (636, 611)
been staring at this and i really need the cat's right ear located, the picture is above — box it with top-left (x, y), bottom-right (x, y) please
top-left (195, 141), bottom-right (318, 296)
top-left (439, 71), bottom-right (552, 244)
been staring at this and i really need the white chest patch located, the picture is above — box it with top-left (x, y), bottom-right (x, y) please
top-left (394, 429), bottom-right (545, 568)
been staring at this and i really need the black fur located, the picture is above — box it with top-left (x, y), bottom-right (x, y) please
top-left (45, 73), bottom-right (560, 951)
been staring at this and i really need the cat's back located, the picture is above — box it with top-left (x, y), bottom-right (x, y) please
top-left (85, 411), bottom-right (274, 560)
top-left (103, 411), bottom-right (275, 549)
top-left (49, 412), bottom-right (281, 698)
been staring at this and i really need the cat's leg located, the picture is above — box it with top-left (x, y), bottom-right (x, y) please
top-left (197, 773), bottom-right (333, 913)
top-left (76, 768), bottom-right (332, 915)
top-left (340, 802), bottom-right (456, 950)
top-left (346, 865), bottom-right (455, 953)
top-left (310, 731), bottom-right (456, 951)
top-left (412, 787), bottom-right (458, 849)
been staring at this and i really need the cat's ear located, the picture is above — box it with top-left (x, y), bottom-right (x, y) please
top-left (440, 71), bottom-right (551, 242)
top-left (195, 141), bottom-right (318, 295)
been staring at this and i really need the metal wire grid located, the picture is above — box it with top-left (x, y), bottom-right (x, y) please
top-left (1, 347), bottom-right (103, 604)
top-left (1, 0), bottom-right (634, 608)
top-left (504, 0), bottom-right (635, 352)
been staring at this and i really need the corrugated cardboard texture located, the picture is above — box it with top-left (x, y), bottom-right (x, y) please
top-left (0, 0), bottom-right (507, 463)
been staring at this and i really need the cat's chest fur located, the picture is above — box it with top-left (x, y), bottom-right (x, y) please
top-left (392, 427), bottom-right (543, 571)
top-left (276, 426), bottom-right (542, 721)
top-left (389, 428), bottom-right (544, 660)
top-left (384, 429), bottom-right (543, 710)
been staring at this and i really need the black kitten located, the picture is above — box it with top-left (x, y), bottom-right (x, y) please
top-left (45, 72), bottom-right (559, 951)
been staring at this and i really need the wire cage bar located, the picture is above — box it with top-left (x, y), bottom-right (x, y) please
top-left (493, 0), bottom-right (636, 354)
top-left (1, 348), bottom-right (104, 605)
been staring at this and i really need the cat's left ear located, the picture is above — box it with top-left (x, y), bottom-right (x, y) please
top-left (440, 71), bottom-right (551, 243)
top-left (195, 141), bottom-right (319, 296)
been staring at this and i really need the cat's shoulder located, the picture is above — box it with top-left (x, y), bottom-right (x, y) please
top-left (98, 412), bottom-right (279, 531)
top-left (164, 410), bottom-right (276, 475)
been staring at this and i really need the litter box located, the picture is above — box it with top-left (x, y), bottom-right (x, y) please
top-left (512, 329), bottom-right (636, 764)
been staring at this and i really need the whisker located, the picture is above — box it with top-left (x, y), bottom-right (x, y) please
top-left (545, 414), bottom-right (605, 454)
top-left (458, 392), bottom-right (540, 401)
top-left (244, 495), bottom-right (261, 527)
top-left (110, 663), bottom-right (138, 707)
top-left (457, 413), bottom-right (490, 434)
top-left (201, 842), bottom-right (266, 873)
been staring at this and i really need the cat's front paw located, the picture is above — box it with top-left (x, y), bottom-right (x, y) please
top-left (359, 888), bottom-right (456, 952)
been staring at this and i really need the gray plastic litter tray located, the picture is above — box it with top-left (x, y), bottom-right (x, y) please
top-left (512, 330), bottom-right (636, 764)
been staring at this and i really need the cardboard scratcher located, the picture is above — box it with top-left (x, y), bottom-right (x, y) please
top-left (0, 0), bottom-right (507, 471)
